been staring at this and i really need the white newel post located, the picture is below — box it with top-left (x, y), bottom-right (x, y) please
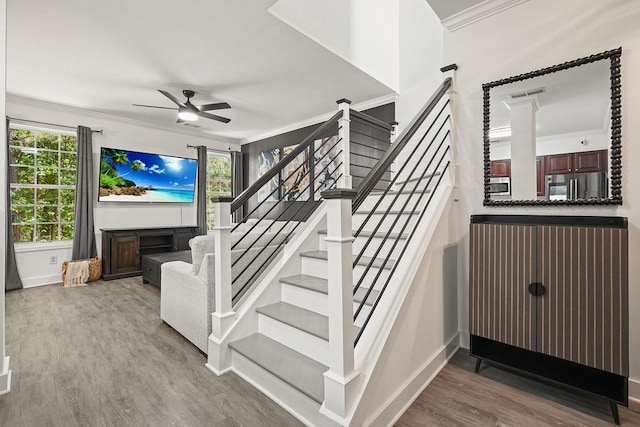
top-left (319, 189), bottom-right (360, 422)
top-left (390, 121), bottom-right (399, 143)
top-left (207, 197), bottom-right (236, 374)
top-left (336, 98), bottom-right (352, 189)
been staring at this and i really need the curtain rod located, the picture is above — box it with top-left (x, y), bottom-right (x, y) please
top-left (186, 144), bottom-right (236, 154)
top-left (7, 117), bottom-right (103, 134)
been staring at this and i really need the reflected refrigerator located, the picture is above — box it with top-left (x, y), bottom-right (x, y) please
top-left (546, 172), bottom-right (607, 201)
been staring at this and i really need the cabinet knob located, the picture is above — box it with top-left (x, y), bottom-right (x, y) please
top-left (528, 283), bottom-right (546, 297)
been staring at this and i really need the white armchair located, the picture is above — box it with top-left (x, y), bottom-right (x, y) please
top-left (160, 224), bottom-right (293, 353)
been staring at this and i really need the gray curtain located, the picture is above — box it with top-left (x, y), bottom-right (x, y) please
top-left (231, 151), bottom-right (244, 223)
top-left (71, 126), bottom-right (97, 260)
top-left (5, 118), bottom-right (22, 291)
top-left (196, 146), bottom-right (207, 236)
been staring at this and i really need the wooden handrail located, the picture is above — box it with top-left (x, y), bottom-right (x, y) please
top-left (352, 77), bottom-right (452, 211)
top-left (230, 110), bottom-right (343, 212)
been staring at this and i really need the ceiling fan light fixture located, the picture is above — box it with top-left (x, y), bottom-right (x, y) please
top-left (178, 107), bottom-right (198, 122)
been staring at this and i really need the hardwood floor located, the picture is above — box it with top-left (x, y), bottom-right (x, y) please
top-left (0, 278), bottom-right (301, 427)
top-left (398, 349), bottom-right (640, 426)
top-left (2, 279), bottom-right (639, 426)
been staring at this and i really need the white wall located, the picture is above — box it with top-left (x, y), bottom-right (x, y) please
top-left (396, 0), bottom-right (443, 132)
top-left (351, 193), bottom-right (461, 426)
top-left (268, 0), bottom-right (399, 92)
top-left (444, 0), bottom-right (640, 398)
top-left (7, 96), bottom-right (239, 287)
top-left (490, 129), bottom-right (610, 159)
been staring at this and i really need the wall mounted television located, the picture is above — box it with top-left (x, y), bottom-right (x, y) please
top-left (98, 147), bottom-right (198, 203)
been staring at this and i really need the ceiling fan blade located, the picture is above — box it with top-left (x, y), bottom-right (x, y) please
top-left (133, 104), bottom-right (177, 110)
top-left (158, 89), bottom-right (186, 107)
top-left (198, 102), bottom-right (231, 111)
top-left (198, 111), bottom-right (231, 123)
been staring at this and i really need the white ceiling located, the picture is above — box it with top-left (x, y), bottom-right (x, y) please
top-left (425, 0), bottom-right (486, 20)
top-left (6, 0), bottom-right (394, 142)
top-left (489, 59), bottom-right (611, 138)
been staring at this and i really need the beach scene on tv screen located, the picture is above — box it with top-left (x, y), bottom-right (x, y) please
top-left (99, 148), bottom-right (197, 202)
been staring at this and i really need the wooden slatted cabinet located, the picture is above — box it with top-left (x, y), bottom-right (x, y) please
top-left (469, 215), bottom-right (628, 423)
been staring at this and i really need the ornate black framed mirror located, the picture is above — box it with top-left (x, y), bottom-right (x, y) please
top-left (483, 48), bottom-right (622, 206)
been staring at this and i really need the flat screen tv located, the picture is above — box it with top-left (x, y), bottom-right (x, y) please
top-left (99, 147), bottom-right (198, 203)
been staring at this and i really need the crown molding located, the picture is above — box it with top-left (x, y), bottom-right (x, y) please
top-left (442, 0), bottom-right (529, 32)
top-left (5, 93), bottom-right (240, 146)
top-left (241, 93), bottom-right (397, 145)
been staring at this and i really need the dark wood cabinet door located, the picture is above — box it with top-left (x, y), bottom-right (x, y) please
top-left (536, 157), bottom-right (545, 196)
top-left (536, 225), bottom-right (628, 376)
top-left (111, 235), bottom-right (140, 274)
top-left (574, 150), bottom-right (606, 173)
top-left (173, 229), bottom-right (196, 251)
top-left (490, 159), bottom-right (511, 177)
top-left (545, 153), bottom-right (573, 175)
top-left (470, 223), bottom-right (537, 352)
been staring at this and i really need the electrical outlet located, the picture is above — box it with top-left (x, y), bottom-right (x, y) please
top-left (49, 255), bottom-right (58, 264)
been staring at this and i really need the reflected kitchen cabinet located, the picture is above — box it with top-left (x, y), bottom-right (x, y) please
top-left (536, 157), bottom-right (545, 196)
top-left (545, 153), bottom-right (573, 175)
top-left (575, 150), bottom-right (607, 173)
top-left (490, 159), bottom-right (511, 177)
top-left (545, 150), bottom-right (607, 175)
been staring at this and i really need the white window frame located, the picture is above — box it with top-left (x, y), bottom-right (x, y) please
top-left (206, 150), bottom-right (232, 230)
top-left (9, 125), bottom-right (77, 244)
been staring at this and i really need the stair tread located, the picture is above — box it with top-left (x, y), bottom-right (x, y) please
top-left (300, 250), bottom-right (395, 269)
top-left (395, 171), bottom-right (442, 184)
top-left (354, 210), bottom-right (420, 215)
top-left (280, 274), bottom-right (327, 293)
top-left (229, 333), bottom-right (327, 404)
top-left (369, 188), bottom-right (432, 196)
top-left (257, 302), bottom-right (329, 340)
top-left (317, 229), bottom-right (409, 239)
top-left (280, 274), bottom-right (380, 305)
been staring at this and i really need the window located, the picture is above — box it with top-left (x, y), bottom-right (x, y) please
top-left (9, 128), bottom-right (77, 243)
top-left (206, 151), bottom-right (232, 229)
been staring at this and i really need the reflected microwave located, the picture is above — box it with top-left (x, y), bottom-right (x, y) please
top-left (488, 177), bottom-right (511, 196)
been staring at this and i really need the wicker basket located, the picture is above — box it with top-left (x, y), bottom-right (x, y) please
top-left (61, 257), bottom-right (102, 283)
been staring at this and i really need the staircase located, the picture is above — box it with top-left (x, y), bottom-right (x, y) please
top-left (206, 73), bottom-right (457, 426)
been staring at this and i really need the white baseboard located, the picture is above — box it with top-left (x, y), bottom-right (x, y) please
top-left (204, 362), bottom-right (231, 376)
top-left (21, 275), bottom-right (61, 288)
top-left (629, 377), bottom-right (640, 400)
top-left (0, 357), bottom-right (12, 395)
top-left (365, 334), bottom-right (460, 427)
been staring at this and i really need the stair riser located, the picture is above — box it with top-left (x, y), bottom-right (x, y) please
top-left (318, 235), bottom-right (406, 259)
top-left (358, 192), bottom-right (427, 212)
top-left (353, 213), bottom-right (419, 234)
top-left (258, 314), bottom-right (330, 366)
top-left (281, 283), bottom-right (373, 322)
top-left (300, 257), bottom-right (390, 291)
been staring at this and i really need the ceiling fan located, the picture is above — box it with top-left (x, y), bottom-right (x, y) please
top-left (133, 89), bottom-right (231, 124)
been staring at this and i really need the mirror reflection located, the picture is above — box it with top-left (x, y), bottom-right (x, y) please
top-left (484, 51), bottom-right (620, 205)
